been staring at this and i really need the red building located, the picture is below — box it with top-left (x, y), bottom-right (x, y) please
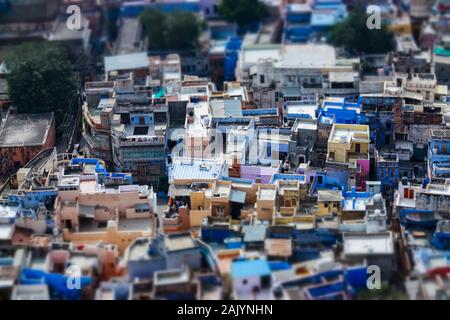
top-left (0, 112), bottom-right (56, 172)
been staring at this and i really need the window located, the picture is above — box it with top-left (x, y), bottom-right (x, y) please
top-left (404, 188), bottom-right (409, 199)
top-left (138, 165), bottom-right (147, 175)
top-left (261, 275), bottom-right (271, 288)
top-left (355, 143), bottom-right (361, 153)
top-left (216, 206), bottom-right (225, 215)
top-left (260, 75), bottom-right (265, 84)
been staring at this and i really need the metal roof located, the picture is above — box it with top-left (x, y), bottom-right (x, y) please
top-left (170, 158), bottom-right (225, 182)
top-left (210, 99), bottom-right (243, 118)
top-left (104, 52), bottom-right (149, 72)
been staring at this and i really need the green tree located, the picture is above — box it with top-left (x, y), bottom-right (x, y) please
top-left (166, 11), bottom-right (202, 50)
top-left (140, 10), bottom-right (201, 50)
top-left (218, 0), bottom-right (267, 30)
top-left (329, 10), bottom-right (395, 54)
top-left (140, 9), bottom-right (167, 50)
top-left (5, 42), bottom-right (76, 124)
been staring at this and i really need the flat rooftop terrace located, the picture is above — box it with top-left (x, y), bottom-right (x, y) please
top-left (329, 125), bottom-right (369, 144)
top-left (0, 113), bottom-right (54, 147)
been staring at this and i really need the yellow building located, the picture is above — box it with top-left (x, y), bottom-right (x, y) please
top-left (256, 185), bottom-right (276, 221)
top-left (327, 124), bottom-right (370, 164)
top-left (317, 190), bottom-right (343, 217)
top-left (327, 124), bottom-right (370, 190)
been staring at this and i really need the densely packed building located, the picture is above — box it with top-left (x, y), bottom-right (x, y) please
top-left (1, 0), bottom-right (450, 301)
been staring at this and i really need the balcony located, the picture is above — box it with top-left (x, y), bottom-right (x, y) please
top-left (118, 136), bottom-right (165, 147)
top-left (302, 83), bottom-right (322, 89)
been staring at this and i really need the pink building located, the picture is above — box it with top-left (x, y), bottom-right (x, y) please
top-left (240, 164), bottom-right (280, 184)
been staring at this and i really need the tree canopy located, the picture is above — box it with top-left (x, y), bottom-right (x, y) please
top-left (5, 42), bottom-right (76, 123)
top-left (140, 9), bottom-right (202, 50)
top-left (218, 0), bottom-right (267, 31)
top-left (328, 10), bottom-right (395, 54)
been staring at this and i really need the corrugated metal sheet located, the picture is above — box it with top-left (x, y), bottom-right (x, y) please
top-left (170, 158), bottom-right (225, 181)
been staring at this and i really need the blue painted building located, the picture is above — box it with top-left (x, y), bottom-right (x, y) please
top-left (428, 129), bottom-right (450, 179)
top-left (7, 189), bottom-right (57, 209)
top-left (318, 98), bottom-right (364, 125)
top-left (358, 95), bottom-right (398, 148)
top-left (376, 151), bottom-right (399, 192)
top-left (121, 0), bottom-right (200, 17)
top-left (283, 0), bottom-right (347, 43)
top-left (231, 258), bottom-right (272, 297)
top-left (283, 3), bottom-right (313, 43)
top-left (311, 0), bottom-right (347, 33)
top-left (224, 37), bottom-right (242, 81)
top-left (301, 167), bottom-right (350, 194)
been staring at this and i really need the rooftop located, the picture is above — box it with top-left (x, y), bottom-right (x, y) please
top-left (0, 112), bottom-right (54, 147)
top-left (170, 157), bottom-right (226, 183)
top-left (258, 187), bottom-right (276, 201)
top-left (11, 284), bottom-right (50, 300)
top-left (328, 124), bottom-right (369, 144)
top-left (0, 224), bottom-right (13, 241)
top-left (292, 118), bottom-right (318, 131)
top-left (104, 52), bottom-right (149, 73)
top-left (154, 268), bottom-right (191, 286)
top-left (231, 259), bottom-right (271, 278)
top-left (165, 233), bottom-right (198, 252)
top-left (318, 189), bottom-right (343, 202)
top-left (286, 103), bottom-right (317, 119)
top-left (343, 232), bottom-right (394, 255)
top-left (242, 225), bottom-right (267, 242)
top-left (0, 202), bottom-right (18, 221)
top-left (277, 44), bottom-right (337, 68)
top-left (210, 99), bottom-right (243, 118)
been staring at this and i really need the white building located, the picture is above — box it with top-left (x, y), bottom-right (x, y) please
top-left (236, 44), bottom-right (360, 109)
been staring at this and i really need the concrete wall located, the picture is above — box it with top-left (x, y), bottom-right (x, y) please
top-left (63, 222), bottom-right (152, 255)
